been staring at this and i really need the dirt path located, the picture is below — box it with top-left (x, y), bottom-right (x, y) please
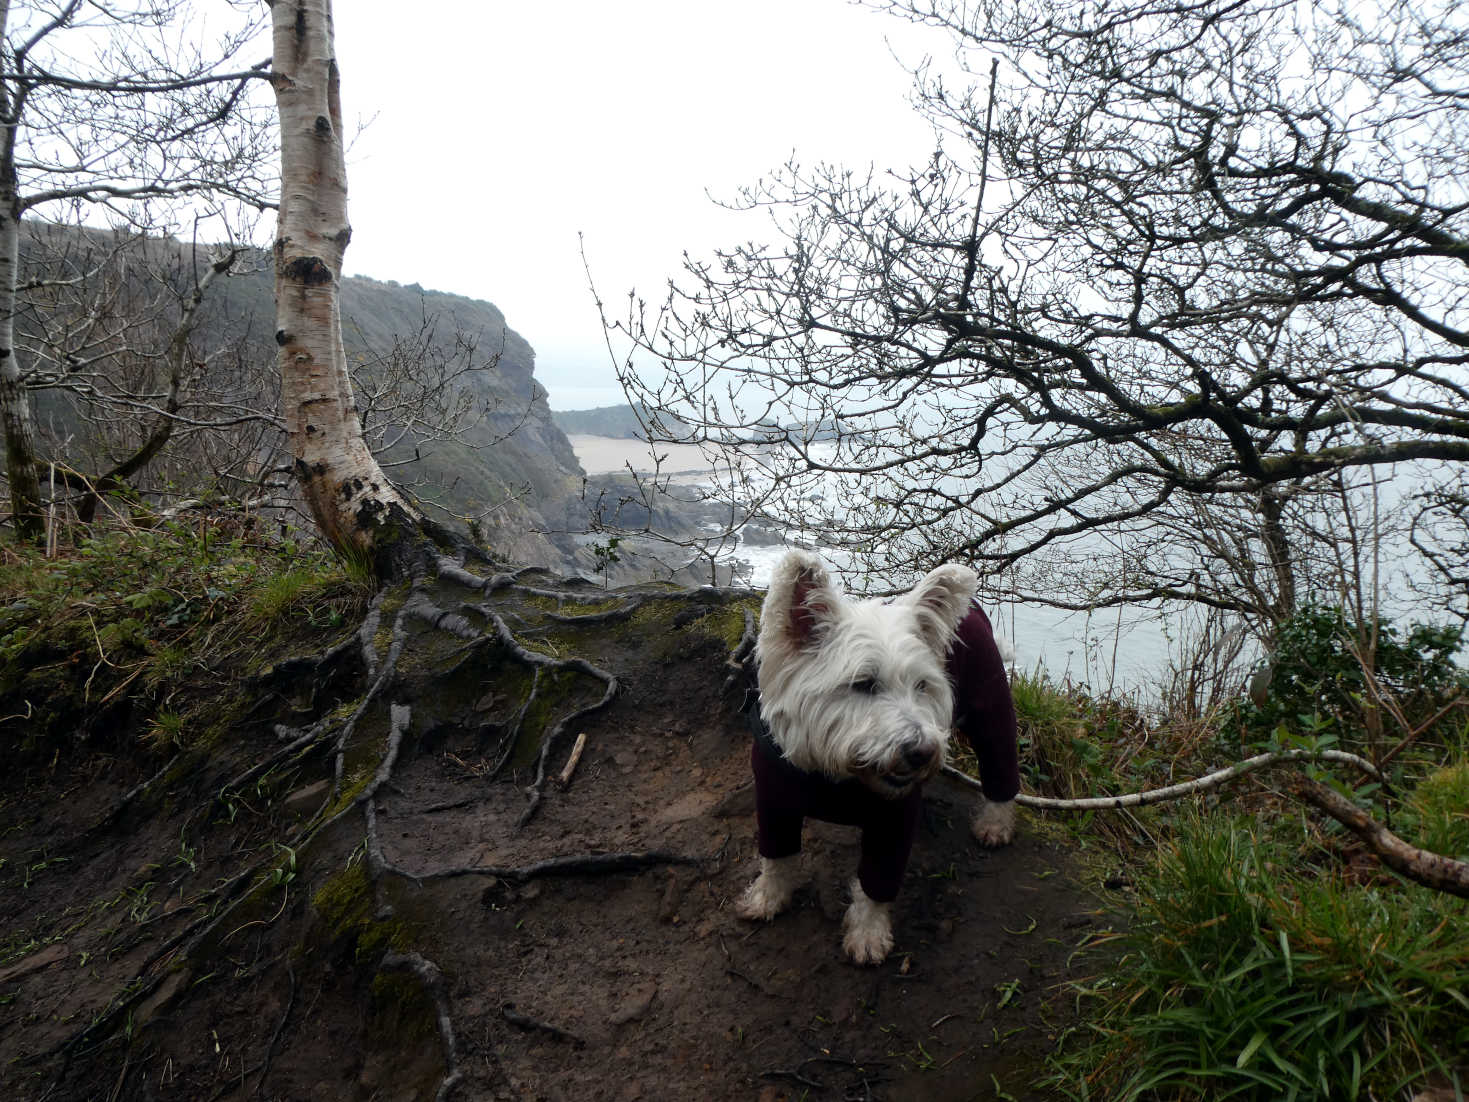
top-left (0, 581), bottom-right (1098, 1101)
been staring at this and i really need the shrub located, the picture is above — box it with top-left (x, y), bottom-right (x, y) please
top-left (1226, 605), bottom-right (1467, 760)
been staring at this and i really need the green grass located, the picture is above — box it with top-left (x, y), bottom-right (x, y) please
top-left (0, 515), bottom-right (370, 755)
top-left (1401, 761), bottom-right (1469, 862)
top-left (1007, 609), bottom-right (1469, 1100)
top-left (1047, 812), bottom-right (1469, 1100)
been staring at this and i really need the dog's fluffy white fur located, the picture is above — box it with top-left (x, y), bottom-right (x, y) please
top-left (755, 550), bottom-right (975, 794)
top-left (737, 550), bottom-right (1014, 964)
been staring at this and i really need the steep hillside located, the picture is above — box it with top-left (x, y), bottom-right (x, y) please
top-left (20, 225), bottom-right (587, 567)
top-left (0, 527), bottom-right (1088, 1101)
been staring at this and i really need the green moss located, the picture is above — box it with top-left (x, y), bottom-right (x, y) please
top-left (322, 764), bottom-right (376, 820)
top-left (370, 586), bottom-right (409, 658)
top-left (548, 594), bottom-right (635, 617)
top-left (368, 971), bottom-right (436, 1043)
top-left (310, 862), bottom-right (413, 961)
top-left (706, 598), bottom-right (760, 651)
top-left (627, 596), bottom-right (687, 630)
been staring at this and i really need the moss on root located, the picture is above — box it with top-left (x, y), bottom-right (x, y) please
top-left (310, 862), bottom-right (414, 962)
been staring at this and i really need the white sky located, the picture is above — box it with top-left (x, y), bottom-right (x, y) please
top-left (332, 1), bottom-right (948, 411)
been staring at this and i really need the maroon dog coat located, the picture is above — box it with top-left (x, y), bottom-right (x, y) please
top-left (749, 602), bottom-right (1019, 902)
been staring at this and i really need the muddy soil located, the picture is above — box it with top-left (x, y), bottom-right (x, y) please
top-left (0, 584), bottom-right (1102, 1101)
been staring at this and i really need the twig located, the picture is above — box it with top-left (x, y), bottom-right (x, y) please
top-left (477, 609), bottom-right (620, 827)
top-left (501, 1002), bottom-right (584, 1046)
top-left (253, 963), bottom-right (297, 1098)
top-left (942, 748), bottom-right (1385, 811)
top-left (760, 1068), bottom-right (826, 1090)
top-left (1379, 693), bottom-right (1466, 770)
top-left (556, 733), bottom-right (588, 788)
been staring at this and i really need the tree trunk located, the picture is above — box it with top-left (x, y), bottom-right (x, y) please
top-left (269, 0), bottom-right (435, 578)
top-left (1257, 485), bottom-right (1296, 631)
top-left (0, 0), bottom-right (46, 545)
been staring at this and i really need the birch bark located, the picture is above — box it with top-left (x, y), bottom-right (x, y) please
top-left (0, 0), bottom-right (45, 544)
top-left (270, 0), bottom-right (423, 572)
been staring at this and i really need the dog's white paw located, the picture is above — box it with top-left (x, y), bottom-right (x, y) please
top-left (841, 879), bottom-right (894, 965)
top-left (733, 856), bottom-right (802, 921)
top-left (971, 798), bottom-right (1017, 848)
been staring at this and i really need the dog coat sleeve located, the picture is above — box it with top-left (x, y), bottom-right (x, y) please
top-left (750, 739), bottom-right (807, 861)
top-left (749, 727), bottom-right (924, 902)
top-left (947, 604), bottom-right (1022, 803)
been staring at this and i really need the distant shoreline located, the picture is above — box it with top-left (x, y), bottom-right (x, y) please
top-left (567, 434), bottom-right (727, 478)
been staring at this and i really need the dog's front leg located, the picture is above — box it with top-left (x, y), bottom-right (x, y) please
top-left (971, 796), bottom-right (1017, 847)
top-left (841, 879), bottom-right (893, 965)
top-left (734, 855), bottom-right (803, 921)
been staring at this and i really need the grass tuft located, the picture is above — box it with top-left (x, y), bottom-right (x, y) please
top-left (1048, 812), bottom-right (1469, 1100)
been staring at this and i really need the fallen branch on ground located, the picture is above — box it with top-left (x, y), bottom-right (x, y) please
top-left (556, 733), bottom-right (588, 787)
top-left (1288, 775), bottom-right (1469, 898)
top-left (942, 748), bottom-right (1385, 811)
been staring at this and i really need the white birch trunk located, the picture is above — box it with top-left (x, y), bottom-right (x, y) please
top-left (270, 0), bottom-right (421, 570)
top-left (0, 0), bottom-right (46, 543)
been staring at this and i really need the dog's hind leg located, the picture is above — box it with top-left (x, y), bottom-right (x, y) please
top-left (734, 855), bottom-right (804, 921)
top-left (841, 879), bottom-right (894, 965)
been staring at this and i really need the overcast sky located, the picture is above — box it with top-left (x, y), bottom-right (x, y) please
top-left (332, 2), bottom-right (949, 411)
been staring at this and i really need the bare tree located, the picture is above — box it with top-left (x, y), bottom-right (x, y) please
top-left (17, 226), bottom-right (290, 521)
top-left (0, 0), bottom-right (275, 541)
top-left (611, 0), bottom-right (1469, 633)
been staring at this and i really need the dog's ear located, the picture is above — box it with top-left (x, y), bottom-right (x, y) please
top-left (903, 564), bottom-right (978, 655)
top-left (764, 550), bottom-right (841, 649)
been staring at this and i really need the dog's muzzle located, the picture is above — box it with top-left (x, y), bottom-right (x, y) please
top-left (861, 735), bottom-right (942, 796)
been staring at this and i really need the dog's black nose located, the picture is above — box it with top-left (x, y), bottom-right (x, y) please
top-left (900, 739), bottom-right (936, 770)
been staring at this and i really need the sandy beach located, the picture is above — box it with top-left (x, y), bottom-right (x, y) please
top-left (567, 434), bottom-right (728, 477)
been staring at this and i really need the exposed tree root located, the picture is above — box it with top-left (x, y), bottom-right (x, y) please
top-left (945, 745), bottom-right (1469, 899)
top-left (723, 606), bottom-right (756, 695)
top-left (422, 849), bottom-right (714, 884)
top-left (253, 963), bottom-right (296, 1099)
top-left (10, 549), bottom-right (765, 1101)
top-left (542, 597), bottom-right (647, 624)
top-left (380, 952), bottom-right (464, 1102)
top-left (476, 607), bottom-right (620, 826)
top-left (500, 1002), bottom-right (585, 1047)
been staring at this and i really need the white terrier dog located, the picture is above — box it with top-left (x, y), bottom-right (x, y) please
top-left (735, 550), bottom-right (1019, 964)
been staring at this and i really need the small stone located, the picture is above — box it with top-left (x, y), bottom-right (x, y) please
top-left (0, 942), bottom-right (68, 984)
top-left (607, 979), bottom-right (658, 1025)
top-left (134, 968), bottom-right (189, 1026)
top-left (283, 779), bottom-right (330, 818)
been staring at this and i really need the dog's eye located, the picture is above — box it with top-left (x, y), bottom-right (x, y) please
top-left (851, 677), bottom-right (880, 695)
top-left (914, 679), bottom-right (928, 694)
